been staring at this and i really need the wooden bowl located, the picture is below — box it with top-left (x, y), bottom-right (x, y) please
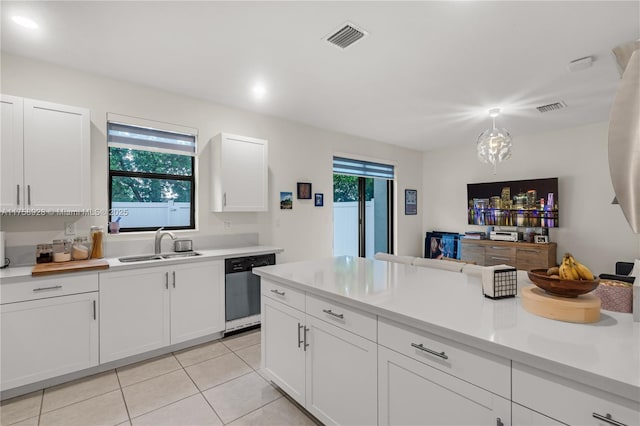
top-left (527, 269), bottom-right (600, 298)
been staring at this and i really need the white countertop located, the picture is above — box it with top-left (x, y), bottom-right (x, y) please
top-left (0, 245), bottom-right (283, 282)
top-left (253, 256), bottom-right (640, 402)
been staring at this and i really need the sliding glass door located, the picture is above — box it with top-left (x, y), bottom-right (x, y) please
top-left (332, 157), bottom-right (394, 259)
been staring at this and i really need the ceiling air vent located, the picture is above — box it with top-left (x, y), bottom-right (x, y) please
top-left (536, 101), bottom-right (567, 113)
top-left (325, 22), bottom-right (368, 49)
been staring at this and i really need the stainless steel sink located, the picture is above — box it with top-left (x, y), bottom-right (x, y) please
top-left (118, 254), bottom-right (164, 263)
top-left (161, 252), bottom-right (201, 259)
top-left (118, 252), bottom-right (202, 263)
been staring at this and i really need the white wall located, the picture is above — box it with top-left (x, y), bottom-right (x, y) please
top-left (422, 122), bottom-right (640, 275)
top-left (0, 53), bottom-right (423, 262)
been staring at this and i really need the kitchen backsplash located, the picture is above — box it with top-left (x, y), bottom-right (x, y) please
top-left (3, 232), bottom-right (259, 267)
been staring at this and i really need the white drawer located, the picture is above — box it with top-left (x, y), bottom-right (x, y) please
top-left (262, 279), bottom-right (305, 312)
top-left (513, 362), bottom-right (640, 426)
top-left (1, 273), bottom-right (99, 305)
top-left (378, 317), bottom-right (510, 398)
top-left (306, 293), bottom-right (377, 342)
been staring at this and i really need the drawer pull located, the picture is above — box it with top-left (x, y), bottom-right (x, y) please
top-left (33, 285), bottom-right (62, 292)
top-left (322, 309), bottom-right (344, 319)
top-left (297, 322), bottom-right (303, 348)
top-left (592, 412), bottom-right (626, 426)
top-left (490, 256), bottom-right (512, 261)
top-left (270, 289), bottom-right (285, 296)
top-left (490, 246), bottom-right (511, 250)
top-left (518, 249), bottom-right (540, 253)
top-left (411, 342), bottom-right (448, 360)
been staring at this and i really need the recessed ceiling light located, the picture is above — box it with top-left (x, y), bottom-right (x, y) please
top-left (251, 83), bottom-right (266, 100)
top-left (12, 16), bottom-right (39, 29)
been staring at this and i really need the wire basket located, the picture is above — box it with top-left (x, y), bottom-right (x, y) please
top-left (484, 267), bottom-right (517, 299)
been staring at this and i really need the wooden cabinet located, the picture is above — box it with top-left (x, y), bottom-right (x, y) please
top-left (485, 245), bottom-right (516, 267)
top-left (210, 133), bottom-right (268, 212)
top-left (100, 260), bottom-right (224, 363)
top-left (1, 274), bottom-right (98, 391)
top-left (378, 345), bottom-right (511, 426)
top-left (261, 281), bottom-right (377, 425)
top-left (0, 95), bottom-right (90, 211)
top-left (461, 240), bottom-right (557, 270)
top-left (513, 362), bottom-right (640, 426)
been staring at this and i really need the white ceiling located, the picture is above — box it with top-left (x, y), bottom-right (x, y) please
top-left (1, 1), bottom-right (638, 151)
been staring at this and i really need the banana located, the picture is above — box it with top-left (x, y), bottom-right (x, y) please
top-left (568, 255), bottom-right (594, 280)
top-left (547, 266), bottom-right (560, 276)
top-left (560, 254), bottom-right (579, 280)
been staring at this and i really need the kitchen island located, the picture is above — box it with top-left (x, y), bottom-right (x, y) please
top-left (254, 256), bottom-right (640, 426)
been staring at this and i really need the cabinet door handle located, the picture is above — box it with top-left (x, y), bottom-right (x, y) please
top-left (270, 289), bottom-right (285, 296)
top-left (172, 271), bottom-right (176, 288)
top-left (411, 342), bottom-right (448, 360)
top-left (491, 256), bottom-right (511, 261)
top-left (322, 309), bottom-right (344, 319)
top-left (592, 413), bottom-right (626, 426)
top-left (297, 322), bottom-right (303, 348)
top-left (223, 192), bottom-right (227, 207)
top-left (27, 185), bottom-right (31, 206)
top-left (303, 326), bottom-right (310, 351)
top-left (92, 300), bottom-right (96, 320)
top-left (16, 184), bottom-right (20, 205)
top-left (165, 272), bottom-right (169, 289)
top-left (33, 285), bottom-right (62, 292)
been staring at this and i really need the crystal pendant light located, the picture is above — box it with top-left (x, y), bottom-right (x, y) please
top-left (477, 108), bottom-right (512, 174)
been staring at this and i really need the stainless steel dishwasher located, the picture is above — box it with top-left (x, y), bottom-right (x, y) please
top-left (224, 253), bottom-right (276, 334)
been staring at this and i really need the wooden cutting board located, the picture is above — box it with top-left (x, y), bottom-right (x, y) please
top-left (521, 285), bottom-right (600, 323)
top-left (32, 259), bottom-right (109, 276)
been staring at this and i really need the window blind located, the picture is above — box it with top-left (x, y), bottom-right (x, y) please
top-left (333, 156), bottom-right (394, 179)
top-left (107, 121), bottom-right (196, 156)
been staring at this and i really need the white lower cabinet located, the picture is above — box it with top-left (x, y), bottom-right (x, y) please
top-left (512, 404), bottom-right (564, 426)
top-left (170, 262), bottom-right (225, 344)
top-left (512, 362), bottom-right (640, 426)
top-left (100, 260), bottom-right (224, 363)
top-left (261, 284), bottom-right (377, 425)
top-left (1, 291), bottom-right (98, 391)
top-left (378, 345), bottom-right (511, 426)
top-left (262, 296), bottom-right (306, 404)
top-left (305, 314), bottom-right (377, 426)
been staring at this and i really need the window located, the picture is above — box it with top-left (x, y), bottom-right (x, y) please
top-left (107, 114), bottom-right (197, 232)
top-left (332, 157), bottom-right (394, 258)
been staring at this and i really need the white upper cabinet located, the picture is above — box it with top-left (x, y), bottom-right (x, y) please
top-left (1, 95), bottom-right (24, 210)
top-left (210, 133), bottom-right (268, 212)
top-left (0, 95), bottom-right (91, 211)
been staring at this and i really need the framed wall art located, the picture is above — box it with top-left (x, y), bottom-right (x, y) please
top-left (314, 193), bottom-right (324, 207)
top-left (280, 192), bottom-right (293, 209)
top-left (405, 189), bottom-right (417, 215)
top-left (297, 182), bottom-right (312, 199)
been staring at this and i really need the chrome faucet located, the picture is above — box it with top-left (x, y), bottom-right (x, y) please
top-left (154, 227), bottom-right (176, 254)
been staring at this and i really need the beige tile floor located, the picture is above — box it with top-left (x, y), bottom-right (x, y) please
top-left (0, 329), bottom-right (319, 426)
